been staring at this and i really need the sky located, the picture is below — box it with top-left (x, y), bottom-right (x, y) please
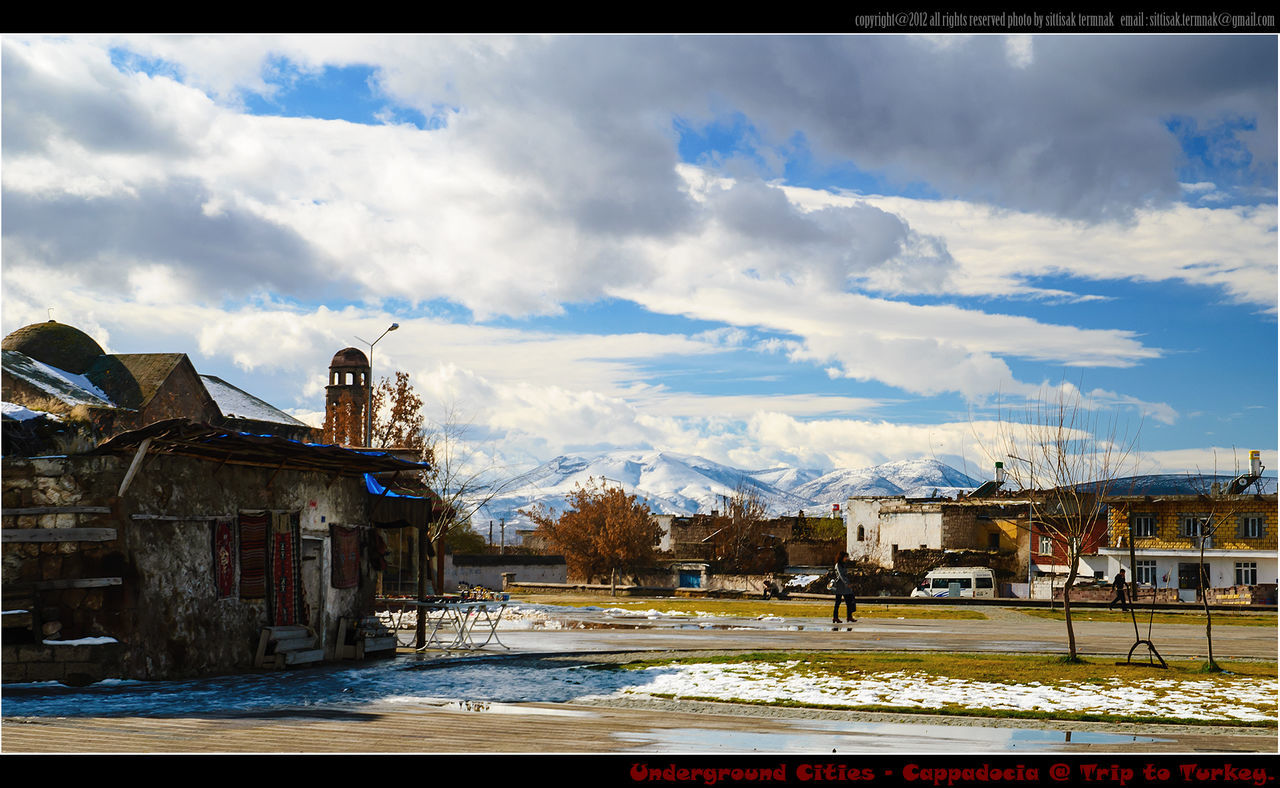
top-left (1, 34), bottom-right (1276, 480)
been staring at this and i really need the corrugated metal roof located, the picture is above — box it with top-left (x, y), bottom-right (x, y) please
top-left (92, 418), bottom-right (430, 477)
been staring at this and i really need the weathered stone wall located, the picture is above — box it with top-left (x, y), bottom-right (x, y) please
top-left (939, 508), bottom-right (980, 549)
top-left (785, 539), bottom-right (844, 567)
top-left (3, 453), bottom-right (377, 682)
top-left (446, 554), bottom-right (568, 591)
top-left (1051, 583), bottom-right (1181, 604)
top-left (1204, 583), bottom-right (1276, 605)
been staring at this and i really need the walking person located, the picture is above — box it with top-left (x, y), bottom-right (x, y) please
top-left (1108, 567), bottom-right (1129, 611)
top-left (832, 551), bottom-right (857, 623)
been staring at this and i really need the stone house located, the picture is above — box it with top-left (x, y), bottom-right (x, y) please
top-left (1099, 491), bottom-right (1277, 603)
top-left (2, 419), bottom-right (428, 684)
top-left (845, 495), bottom-right (1028, 571)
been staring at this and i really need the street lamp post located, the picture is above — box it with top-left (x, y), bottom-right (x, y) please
top-left (355, 323), bottom-right (399, 447)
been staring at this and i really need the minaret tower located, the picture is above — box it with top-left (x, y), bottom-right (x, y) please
top-left (324, 347), bottom-right (370, 446)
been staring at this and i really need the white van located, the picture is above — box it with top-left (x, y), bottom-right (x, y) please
top-left (919, 566), bottom-right (996, 599)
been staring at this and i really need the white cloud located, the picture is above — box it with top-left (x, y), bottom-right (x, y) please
top-left (781, 188), bottom-right (1277, 311)
top-left (1004, 36), bottom-right (1034, 69)
top-left (2, 35), bottom-right (1272, 473)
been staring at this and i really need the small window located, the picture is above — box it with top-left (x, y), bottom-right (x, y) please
top-left (976, 576), bottom-right (993, 589)
top-left (1132, 514), bottom-right (1156, 537)
top-left (1038, 535), bottom-right (1052, 554)
top-left (1242, 516), bottom-right (1263, 539)
top-left (856, 525), bottom-right (865, 542)
top-left (1235, 562), bottom-right (1258, 586)
top-left (1136, 560), bottom-right (1157, 586)
top-left (1179, 514), bottom-right (1207, 538)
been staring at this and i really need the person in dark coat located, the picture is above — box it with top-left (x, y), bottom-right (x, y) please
top-left (1108, 568), bottom-right (1129, 611)
top-left (832, 551), bottom-right (857, 623)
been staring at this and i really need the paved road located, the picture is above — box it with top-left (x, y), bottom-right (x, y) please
top-left (490, 603), bottom-right (1276, 660)
top-left (2, 603), bottom-right (1275, 754)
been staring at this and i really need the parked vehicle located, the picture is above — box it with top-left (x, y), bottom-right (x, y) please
top-left (921, 566), bottom-right (996, 598)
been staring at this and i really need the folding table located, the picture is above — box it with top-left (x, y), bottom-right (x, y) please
top-left (412, 600), bottom-right (509, 651)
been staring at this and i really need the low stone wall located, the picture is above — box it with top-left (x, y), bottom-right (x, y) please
top-left (1206, 584), bottom-right (1277, 606)
top-left (2, 640), bottom-right (122, 685)
top-left (1054, 584), bottom-right (1185, 604)
top-left (447, 554), bottom-right (567, 592)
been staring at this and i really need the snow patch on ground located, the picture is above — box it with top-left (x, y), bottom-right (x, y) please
top-left (609, 662), bottom-right (1277, 722)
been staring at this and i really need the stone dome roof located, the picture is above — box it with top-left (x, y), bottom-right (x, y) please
top-left (330, 347), bottom-right (369, 368)
top-left (2, 320), bottom-right (106, 375)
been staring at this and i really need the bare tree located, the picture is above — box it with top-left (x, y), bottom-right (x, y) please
top-left (709, 482), bottom-right (778, 574)
top-left (1185, 450), bottom-right (1267, 672)
top-left (983, 383), bottom-right (1142, 662)
top-left (418, 403), bottom-right (520, 600)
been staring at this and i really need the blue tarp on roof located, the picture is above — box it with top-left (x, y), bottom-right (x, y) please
top-left (365, 473), bottom-right (428, 499)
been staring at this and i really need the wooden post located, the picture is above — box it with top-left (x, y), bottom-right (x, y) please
top-left (116, 437), bottom-right (153, 498)
top-left (416, 523), bottom-right (428, 649)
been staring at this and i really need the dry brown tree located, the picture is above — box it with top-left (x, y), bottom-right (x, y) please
top-left (322, 389), bottom-right (363, 446)
top-left (369, 371), bottom-right (426, 451)
top-left (985, 383), bottom-right (1142, 662)
top-left (522, 476), bottom-right (660, 594)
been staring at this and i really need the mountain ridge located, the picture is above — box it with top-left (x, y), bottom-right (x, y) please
top-left (477, 451), bottom-right (986, 533)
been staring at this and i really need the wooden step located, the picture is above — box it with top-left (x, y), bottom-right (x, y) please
top-left (273, 635), bottom-right (318, 652)
top-left (362, 635), bottom-right (397, 654)
top-left (281, 648), bottom-right (324, 666)
top-left (255, 625), bottom-right (322, 669)
top-left (263, 625), bottom-right (311, 640)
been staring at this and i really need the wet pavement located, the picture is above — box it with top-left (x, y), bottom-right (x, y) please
top-left (450, 601), bottom-right (1277, 662)
top-left (2, 602), bottom-right (1275, 754)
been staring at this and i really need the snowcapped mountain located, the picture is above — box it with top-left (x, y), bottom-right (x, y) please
top-left (476, 452), bottom-right (984, 535)
top-left (792, 459), bottom-right (985, 505)
top-left (484, 451), bottom-right (814, 527)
